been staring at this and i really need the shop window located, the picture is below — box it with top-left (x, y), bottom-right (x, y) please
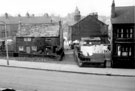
top-left (19, 46), bottom-right (24, 51)
top-left (116, 29), bottom-right (119, 38)
top-left (129, 47), bottom-right (132, 56)
top-left (121, 47), bottom-right (128, 56)
top-left (117, 45), bottom-right (121, 56)
top-left (117, 45), bottom-right (132, 57)
top-left (32, 46), bottom-right (37, 51)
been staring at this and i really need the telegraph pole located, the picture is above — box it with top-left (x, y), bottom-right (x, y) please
top-left (0, 21), bottom-right (9, 65)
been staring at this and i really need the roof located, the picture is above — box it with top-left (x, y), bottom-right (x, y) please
top-left (71, 14), bottom-right (107, 27)
top-left (0, 16), bottom-right (52, 24)
top-left (71, 14), bottom-right (108, 41)
top-left (16, 23), bottom-right (60, 37)
top-left (111, 6), bottom-right (135, 24)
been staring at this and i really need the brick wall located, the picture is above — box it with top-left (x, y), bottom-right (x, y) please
top-left (71, 15), bottom-right (108, 42)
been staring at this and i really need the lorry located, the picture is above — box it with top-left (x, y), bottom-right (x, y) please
top-left (73, 37), bottom-right (110, 67)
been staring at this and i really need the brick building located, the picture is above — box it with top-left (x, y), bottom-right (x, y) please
top-left (69, 8), bottom-right (108, 43)
top-left (111, 0), bottom-right (135, 67)
top-left (0, 13), bottom-right (52, 39)
top-left (16, 21), bottom-right (63, 55)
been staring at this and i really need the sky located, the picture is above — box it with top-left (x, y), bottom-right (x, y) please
top-left (0, 0), bottom-right (134, 17)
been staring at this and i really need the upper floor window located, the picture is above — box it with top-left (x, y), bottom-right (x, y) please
top-left (116, 28), bottom-right (133, 39)
top-left (116, 29), bottom-right (123, 38)
top-left (24, 38), bottom-right (31, 42)
top-left (129, 29), bottom-right (133, 38)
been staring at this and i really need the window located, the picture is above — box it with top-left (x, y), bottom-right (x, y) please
top-left (28, 38), bottom-right (31, 41)
top-left (121, 29), bottom-right (123, 38)
top-left (130, 29), bottom-right (133, 38)
top-left (24, 38), bottom-right (26, 41)
top-left (24, 38), bottom-right (31, 42)
top-left (126, 29), bottom-right (129, 38)
top-left (32, 46), bottom-right (37, 51)
top-left (19, 46), bottom-right (24, 51)
top-left (117, 45), bottom-right (132, 57)
top-left (116, 28), bottom-right (133, 39)
top-left (116, 29), bottom-right (123, 38)
top-left (126, 28), bottom-right (133, 38)
top-left (121, 47), bottom-right (128, 56)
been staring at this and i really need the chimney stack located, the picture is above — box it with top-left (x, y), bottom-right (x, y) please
top-left (26, 12), bottom-right (30, 18)
top-left (18, 14), bottom-right (21, 17)
top-left (111, 0), bottom-right (116, 18)
top-left (5, 12), bottom-right (8, 19)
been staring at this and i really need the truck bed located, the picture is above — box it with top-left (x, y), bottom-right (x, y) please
top-left (74, 46), bottom-right (106, 67)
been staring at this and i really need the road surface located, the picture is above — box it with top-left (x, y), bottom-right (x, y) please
top-left (0, 66), bottom-right (135, 91)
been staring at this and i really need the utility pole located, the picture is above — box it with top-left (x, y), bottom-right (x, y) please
top-left (0, 21), bottom-right (9, 65)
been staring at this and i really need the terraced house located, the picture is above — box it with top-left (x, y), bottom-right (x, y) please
top-left (16, 22), bottom-right (63, 55)
top-left (0, 13), bottom-right (53, 39)
top-left (111, 0), bottom-right (135, 68)
top-left (0, 13), bottom-right (64, 59)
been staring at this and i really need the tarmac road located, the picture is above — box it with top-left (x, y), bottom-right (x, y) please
top-left (0, 66), bottom-right (135, 91)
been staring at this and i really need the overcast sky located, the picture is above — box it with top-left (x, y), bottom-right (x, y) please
top-left (0, 0), bottom-right (134, 17)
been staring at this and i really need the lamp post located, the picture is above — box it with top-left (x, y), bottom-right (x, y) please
top-left (0, 21), bottom-right (9, 65)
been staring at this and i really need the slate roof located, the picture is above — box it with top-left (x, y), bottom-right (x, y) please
top-left (71, 14), bottom-right (107, 27)
top-left (16, 23), bottom-right (60, 37)
top-left (71, 14), bottom-right (108, 35)
top-left (0, 16), bottom-right (52, 24)
top-left (111, 6), bottom-right (135, 24)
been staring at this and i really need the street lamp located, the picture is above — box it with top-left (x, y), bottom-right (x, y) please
top-left (0, 21), bottom-right (9, 65)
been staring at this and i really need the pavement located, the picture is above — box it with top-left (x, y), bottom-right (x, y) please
top-left (0, 50), bottom-right (135, 77)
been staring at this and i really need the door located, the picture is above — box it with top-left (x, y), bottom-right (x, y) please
top-left (26, 46), bottom-right (31, 53)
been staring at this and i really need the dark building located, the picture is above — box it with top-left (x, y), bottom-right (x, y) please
top-left (111, 0), bottom-right (135, 67)
top-left (16, 22), bottom-right (63, 55)
top-left (69, 11), bottom-right (108, 43)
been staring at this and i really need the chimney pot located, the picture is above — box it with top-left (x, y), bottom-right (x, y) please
top-left (5, 12), bottom-right (8, 19)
